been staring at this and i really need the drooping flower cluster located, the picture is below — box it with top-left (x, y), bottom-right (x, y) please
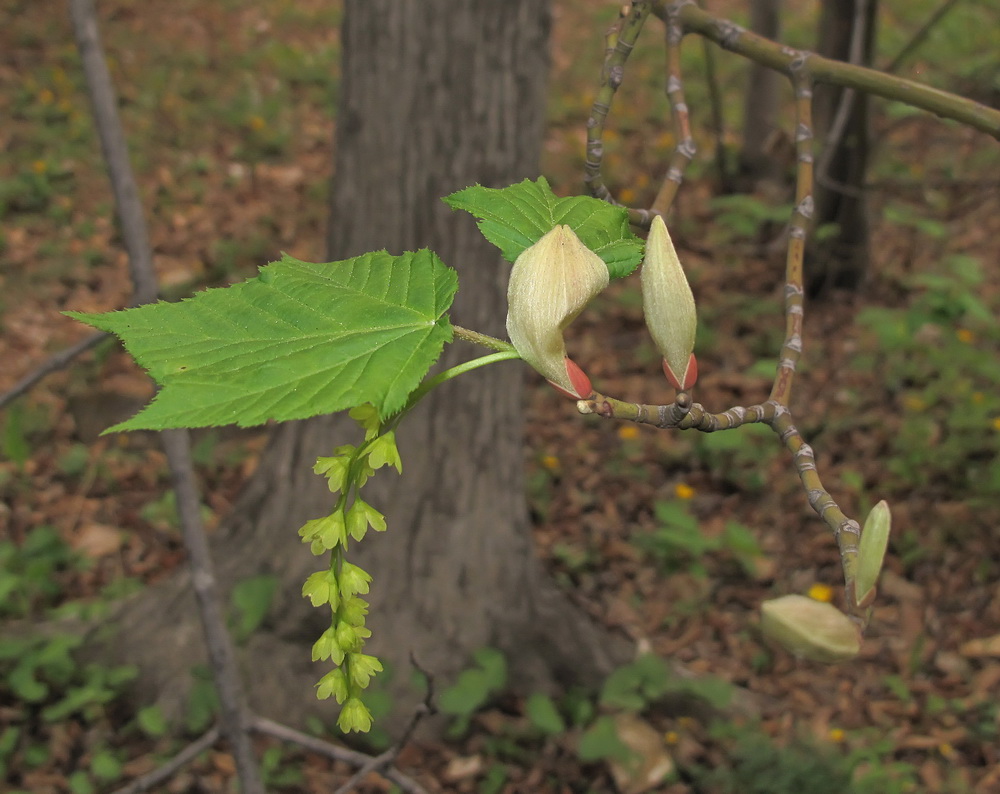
top-left (298, 405), bottom-right (397, 733)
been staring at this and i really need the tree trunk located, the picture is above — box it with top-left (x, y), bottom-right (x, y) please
top-left (808, 0), bottom-right (877, 295)
top-left (104, 0), bottom-right (623, 734)
top-left (740, 0), bottom-right (784, 185)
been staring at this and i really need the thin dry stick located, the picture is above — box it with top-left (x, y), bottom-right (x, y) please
top-left (251, 717), bottom-right (429, 794)
top-left (333, 656), bottom-right (436, 794)
top-left (884, 0), bottom-right (963, 74)
top-left (69, 0), bottom-right (263, 790)
top-left (0, 331), bottom-right (106, 410)
top-left (110, 726), bottom-right (220, 794)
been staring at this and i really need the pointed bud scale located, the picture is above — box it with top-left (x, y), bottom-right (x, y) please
top-left (506, 225), bottom-right (609, 398)
top-left (641, 215), bottom-right (697, 390)
top-left (855, 500), bottom-right (891, 607)
top-left (760, 594), bottom-right (861, 664)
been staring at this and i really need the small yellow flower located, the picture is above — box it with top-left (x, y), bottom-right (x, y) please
top-left (828, 727), bottom-right (845, 742)
top-left (39, 87), bottom-right (55, 105)
top-left (617, 425), bottom-right (640, 441)
top-left (807, 583), bottom-right (834, 603)
top-left (956, 328), bottom-right (975, 344)
top-left (664, 730), bottom-right (679, 745)
top-left (902, 394), bottom-right (925, 412)
top-left (674, 483), bottom-right (695, 500)
top-left (937, 742), bottom-right (955, 759)
top-left (619, 187), bottom-right (637, 205)
top-left (655, 131), bottom-right (674, 150)
top-left (31, 160), bottom-right (47, 174)
top-left (248, 115), bottom-right (267, 131)
top-left (972, 392), bottom-right (984, 404)
top-left (635, 172), bottom-right (651, 189)
top-left (991, 417), bottom-right (1000, 432)
top-left (540, 454), bottom-right (560, 472)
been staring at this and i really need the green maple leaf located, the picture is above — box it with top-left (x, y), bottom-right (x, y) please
top-left (443, 176), bottom-right (643, 278)
top-left (67, 250), bottom-right (457, 431)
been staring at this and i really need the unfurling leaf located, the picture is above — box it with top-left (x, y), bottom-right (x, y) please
top-left (506, 225), bottom-right (609, 398)
top-left (641, 215), bottom-right (697, 390)
top-left (760, 594), bottom-right (861, 663)
top-left (444, 176), bottom-right (643, 278)
top-left (856, 500), bottom-right (891, 606)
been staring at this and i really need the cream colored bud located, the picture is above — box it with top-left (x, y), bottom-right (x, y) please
top-left (760, 594), bottom-right (861, 663)
top-left (506, 225), bottom-right (609, 398)
top-left (641, 215), bottom-right (697, 390)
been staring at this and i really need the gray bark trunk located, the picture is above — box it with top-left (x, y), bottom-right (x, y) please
top-left (740, 0), bottom-right (784, 184)
top-left (102, 0), bottom-right (623, 735)
top-left (808, 0), bottom-right (877, 295)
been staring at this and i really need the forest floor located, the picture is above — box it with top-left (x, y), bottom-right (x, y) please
top-left (2, 1), bottom-right (1000, 792)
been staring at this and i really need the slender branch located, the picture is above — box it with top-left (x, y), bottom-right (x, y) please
top-left (584, 1), bottom-right (653, 219)
top-left (161, 429), bottom-right (262, 791)
top-left (251, 717), bottom-right (429, 794)
top-left (769, 63), bottom-right (813, 406)
top-left (110, 726), bottom-right (220, 794)
top-left (578, 393), bottom-right (868, 622)
top-left (649, 2), bottom-right (696, 218)
top-left (884, 0), bottom-right (963, 74)
top-left (659, 1), bottom-right (1000, 139)
top-left (69, 0), bottom-right (262, 790)
top-left (769, 410), bottom-right (865, 621)
top-left (0, 331), bottom-right (106, 410)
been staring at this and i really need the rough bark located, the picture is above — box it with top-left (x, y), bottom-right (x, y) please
top-left (103, 0), bottom-right (624, 734)
top-left (808, 0), bottom-right (877, 295)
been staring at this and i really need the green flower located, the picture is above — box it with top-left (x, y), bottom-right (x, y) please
top-left (338, 697), bottom-right (373, 733)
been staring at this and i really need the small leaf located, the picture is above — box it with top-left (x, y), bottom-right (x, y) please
top-left (136, 705), bottom-right (168, 738)
top-left (472, 647), bottom-right (507, 691)
top-left (577, 715), bottom-right (633, 764)
top-left (230, 574), bottom-right (278, 641)
top-left (444, 177), bottom-right (644, 278)
top-left (525, 693), bottom-right (566, 735)
top-left (66, 250), bottom-right (457, 431)
top-left (856, 500), bottom-right (891, 605)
